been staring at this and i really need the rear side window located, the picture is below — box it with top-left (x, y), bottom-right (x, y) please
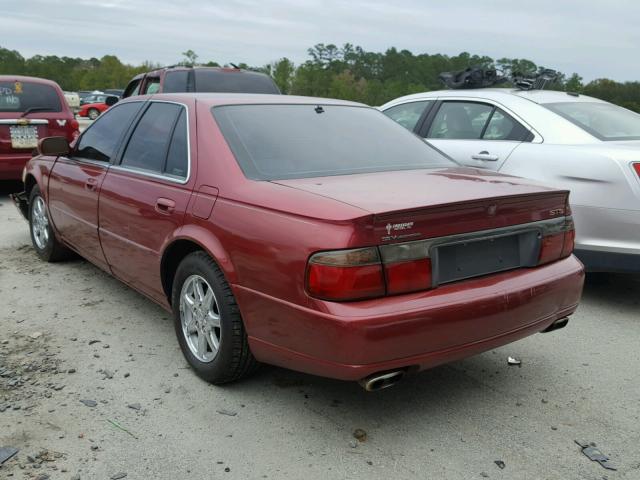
top-left (428, 102), bottom-right (493, 139)
top-left (0, 81), bottom-right (62, 113)
top-left (195, 70), bottom-right (280, 94)
top-left (483, 109), bottom-right (531, 141)
top-left (164, 110), bottom-right (189, 178)
top-left (121, 102), bottom-right (186, 177)
top-left (383, 101), bottom-right (431, 131)
top-left (213, 104), bottom-right (453, 180)
top-left (75, 102), bottom-right (142, 162)
top-left (163, 71), bottom-right (190, 93)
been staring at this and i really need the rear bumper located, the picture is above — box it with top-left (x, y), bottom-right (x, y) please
top-left (0, 153), bottom-right (30, 180)
top-left (236, 255), bottom-right (585, 381)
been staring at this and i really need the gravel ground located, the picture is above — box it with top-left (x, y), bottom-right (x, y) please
top-left (0, 182), bottom-right (639, 480)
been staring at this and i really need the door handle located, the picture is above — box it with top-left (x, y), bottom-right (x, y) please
top-left (155, 197), bottom-right (176, 214)
top-left (85, 177), bottom-right (98, 191)
top-left (471, 151), bottom-right (499, 162)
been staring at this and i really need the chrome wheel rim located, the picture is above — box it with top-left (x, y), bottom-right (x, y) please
top-left (31, 196), bottom-right (50, 250)
top-left (179, 274), bottom-right (221, 363)
top-left (89, 110), bottom-right (98, 120)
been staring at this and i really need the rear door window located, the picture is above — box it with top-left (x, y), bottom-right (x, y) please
top-left (0, 81), bottom-right (62, 113)
top-left (164, 110), bottom-right (189, 178)
top-left (482, 109), bottom-right (532, 141)
top-left (75, 102), bottom-right (142, 162)
top-left (120, 102), bottom-right (184, 175)
top-left (427, 102), bottom-right (493, 139)
top-left (163, 71), bottom-right (190, 93)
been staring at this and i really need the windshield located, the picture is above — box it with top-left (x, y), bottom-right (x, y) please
top-left (213, 104), bottom-right (454, 180)
top-left (544, 101), bottom-right (640, 141)
top-left (0, 81), bottom-right (62, 113)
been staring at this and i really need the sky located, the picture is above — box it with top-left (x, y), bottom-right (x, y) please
top-left (2, 0), bottom-right (639, 82)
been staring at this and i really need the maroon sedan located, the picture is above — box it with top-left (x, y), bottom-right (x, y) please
top-left (0, 75), bottom-right (79, 180)
top-left (12, 94), bottom-right (584, 390)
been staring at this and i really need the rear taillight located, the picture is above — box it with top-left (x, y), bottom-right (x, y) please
top-left (538, 217), bottom-right (575, 265)
top-left (307, 248), bottom-right (385, 301)
top-left (633, 162), bottom-right (640, 178)
top-left (306, 244), bottom-right (434, 301)
top-left (69, 118), bottom-right (80, 141)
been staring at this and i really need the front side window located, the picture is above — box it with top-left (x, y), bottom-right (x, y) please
top-left (213, 104), bottom-right (454, 180)
top-left (383, 101), bottom-right (431, 131)
top-left (121, 102), bottom-right (185, 175)
top-left (544, 101), bottom-right (640, 141)
top-left (75, 102), bottom-right (142, 162)
top-left (123, 79), bottom-right (141, 98)
top-left (0, 81), bottom-right (62, 113)
top-left (427, 102), bottom-right (493, 139)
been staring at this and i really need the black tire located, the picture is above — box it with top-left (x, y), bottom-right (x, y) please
top-left (88, 108), bottom-right (99, 120)
top-left (171, 251), bottom-right (259, 384)
top-left (28, 186), bottom-right (72, 262)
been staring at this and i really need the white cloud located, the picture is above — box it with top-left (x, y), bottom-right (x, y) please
top-left (2, 0), bottom-right (639, 81)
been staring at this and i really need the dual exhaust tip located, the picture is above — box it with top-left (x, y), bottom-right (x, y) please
top-left (359, 317), bottom-right (569, 391)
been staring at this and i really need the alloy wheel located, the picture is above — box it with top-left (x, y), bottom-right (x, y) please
top-left (179, 274), bottom-right (221, 363)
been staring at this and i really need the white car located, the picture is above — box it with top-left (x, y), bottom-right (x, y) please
top-left (63, 91), bottom-right (80, 113)
top-left (379, 89), bottom-right (640, 273)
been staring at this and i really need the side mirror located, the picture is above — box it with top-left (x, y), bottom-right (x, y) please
top-left (38, 136), bottom-right (70, 156)
top-left (105, 96), bottom-right (119, 106)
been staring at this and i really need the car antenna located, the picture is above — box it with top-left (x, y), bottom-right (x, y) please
top-left (229, 63), bottom-right (240, 69)
top-left (314, 105), bottom-right (324, 114)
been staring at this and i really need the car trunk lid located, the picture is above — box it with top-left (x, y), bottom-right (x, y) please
top-left (273, 167), bottom-right (570, 242)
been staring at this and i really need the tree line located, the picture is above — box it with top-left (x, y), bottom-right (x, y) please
top-left (1, 44), bottom-right (639, 111)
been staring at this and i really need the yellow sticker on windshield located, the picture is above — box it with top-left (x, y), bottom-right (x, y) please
top-left (14, 82), bottom-right (23, 94)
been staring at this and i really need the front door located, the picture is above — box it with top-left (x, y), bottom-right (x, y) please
top-left (98, 101), bottom-right (193, 303)
top-left (419, 100), bottom-right (533, 172)
top-left (47, 101), bottom-right (143, 270)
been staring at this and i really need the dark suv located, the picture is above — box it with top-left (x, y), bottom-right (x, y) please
top-left (122, 66), bottom-right (280, 98)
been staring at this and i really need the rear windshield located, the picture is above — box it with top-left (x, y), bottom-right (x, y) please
top-left (213, 104), bottom-right (454, 180)
top-left (195, 70), bottom-right (280, 94)
top-left (544, 101), bottom-right (640, 141)
top-left (0, 81), bottom-right (62, 113)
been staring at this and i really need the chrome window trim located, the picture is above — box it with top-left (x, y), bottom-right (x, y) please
top-left (114, 99), bottom-right (191, 185)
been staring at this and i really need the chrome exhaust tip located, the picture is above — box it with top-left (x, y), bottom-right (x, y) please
top-left (541, 317), bottom-right (569, 333)
top-left (359, 370), bottom-right (406, 392)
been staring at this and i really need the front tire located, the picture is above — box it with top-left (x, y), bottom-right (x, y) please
top-left (29, 186), bottom-right (71, 262)
top-left (171, 251), bottom-right (258, 384)
top-left (88, 108), bottom-right (99, 120)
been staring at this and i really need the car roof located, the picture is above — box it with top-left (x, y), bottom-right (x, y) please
top-left (128, 92), bottom-right (366, 108)
top-left (0, 75), bottom-right (62, 88)
top-left (392, 88), bottom-right (606, 105)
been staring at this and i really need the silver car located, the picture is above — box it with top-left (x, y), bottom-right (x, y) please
top-left (379, 89), bottom-right (640, 273)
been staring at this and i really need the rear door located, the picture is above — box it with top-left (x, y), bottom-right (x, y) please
top-left (47, 101), bottom-right (143, 270)
top-left (98, 100), bottom-right (194, 302)
top-left (419, 100), bottom-right (533, 171)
